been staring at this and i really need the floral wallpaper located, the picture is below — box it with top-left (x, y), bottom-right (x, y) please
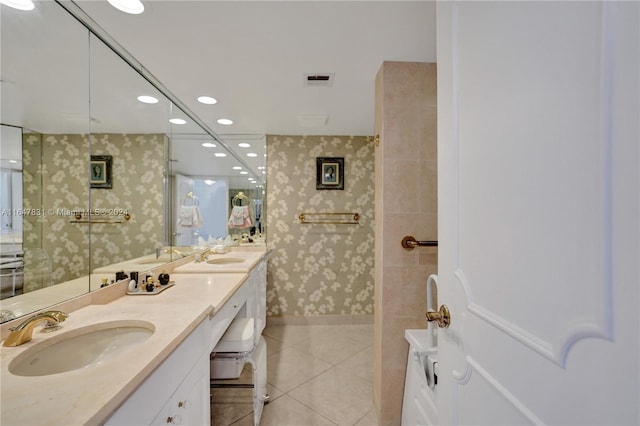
top-left (266, 135), bottom-right (375, 316)
top-left (22, 133), bottom-right (165, 289)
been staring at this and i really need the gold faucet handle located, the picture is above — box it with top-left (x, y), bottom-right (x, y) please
top-left (38, 310), bottom-right (69, 323)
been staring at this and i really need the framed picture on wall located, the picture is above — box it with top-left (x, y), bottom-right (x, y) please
top-left (316, 157), bottom-right (344, 190)
top-left (90, 155), bottom-right (112, 189)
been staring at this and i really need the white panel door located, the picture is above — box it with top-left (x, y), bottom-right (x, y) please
top-left (436, 2), bottom-right (638, 425)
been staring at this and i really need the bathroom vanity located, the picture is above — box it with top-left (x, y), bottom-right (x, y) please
top-left (0, 248), bottom-right (269, 426)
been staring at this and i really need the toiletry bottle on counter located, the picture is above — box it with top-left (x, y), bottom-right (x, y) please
top-left (128, 271), bottom-right (139, 292)
top-left (145, 276), bottom-right (156, 292)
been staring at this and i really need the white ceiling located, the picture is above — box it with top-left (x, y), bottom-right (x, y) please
top-left (75, 0), bottom-right (437, 136)
top-left (1, 1), bottom-right (436, 181)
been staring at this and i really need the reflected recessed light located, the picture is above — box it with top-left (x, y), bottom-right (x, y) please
top-left (169, 118), bottom-right (186, 125)
top-left (232, 166), bottom-right (242, 170)
top-left (238, 143), bottom-right (251, 148)
top-left (246, 153), bottom-right (258, 157)
top-left (204, 180), bottom-right (216, 185)
top-left (217, 118), bottom-right (233, 125)
top-left (197, 96), bottom-right (217, 105)
top-left (1, 0), bottom-right (34, 10)
top-left (137, 95), bottom-right (158, 104)
top-left (108, 0), bottom-right (144, 14)
top-left (257, 166), bottom-right (265, 170)
top-left (202, 142), bottom-right (216, 148)
top-left (214, 153), bottom-right (227, 157)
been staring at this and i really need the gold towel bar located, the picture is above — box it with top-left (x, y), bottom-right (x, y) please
top-left (70, 212), bottom-right (131, 224)
top-left (299, 212), bottom-right (360, 225)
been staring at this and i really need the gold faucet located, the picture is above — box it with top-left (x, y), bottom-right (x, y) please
top-left (3, 310), bottom-right (69, 347)
top-left (163, 248), bottom-right (188, 258)
top-left (195, 248), bottom-right (215, 262)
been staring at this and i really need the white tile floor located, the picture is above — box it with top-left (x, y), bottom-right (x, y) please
top-left (211, 323), bottom-right (379, 426)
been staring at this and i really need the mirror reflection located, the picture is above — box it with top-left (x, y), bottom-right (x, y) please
top-left (0, 1), bottom-right (266, 323)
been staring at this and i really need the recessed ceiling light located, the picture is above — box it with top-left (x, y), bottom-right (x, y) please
top-left (169, 118), bottom-right (186, 125)
top-left (217, 118), bottom-right (233, 125)
top-left (204, 180), bottom-right (216, 185)
top-left (108, 0), bottom-right (144, 14)
top-left (246, 153), bottom-right (258, 157)
top-left (238, 143), bottom-right (251, 148)
top-left (197, 96), bottom-right (217, 105)
top-left (9, 160), bottom-right (17, 163)
top-left (1, 0), bottom-right (34, 10)
top-left (137, 95), bottom-right (158, 104)
top-left (232, 166), bottom-right (242, 170)
top-left (257, 166), bottom-right (265, 170)
top-left (240, 171), bottom-right (248, 175)
top-left (214, 153), bottom-right (227, 157)
top-left (202, 142), bottom-right (216, 148)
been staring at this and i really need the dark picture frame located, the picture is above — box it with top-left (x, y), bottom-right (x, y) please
top-left (316, 157), bottom-right (344, 190)
top-left (90, 155), bottom-right (112, 189)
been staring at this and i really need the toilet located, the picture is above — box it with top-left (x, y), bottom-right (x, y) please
top-left (401, 328), bottom-right (438, 425)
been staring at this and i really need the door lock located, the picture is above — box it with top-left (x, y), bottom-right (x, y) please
top-left (426, 305), bottom-right (451, 328)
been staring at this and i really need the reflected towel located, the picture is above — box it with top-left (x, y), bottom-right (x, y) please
top-left (177, 205), bottom-right (204, 227)
top-left (228, 205), bottom-right (252, 229)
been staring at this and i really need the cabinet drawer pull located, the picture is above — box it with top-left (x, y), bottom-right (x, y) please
top-left (166, 414), bottom-right (182, 424)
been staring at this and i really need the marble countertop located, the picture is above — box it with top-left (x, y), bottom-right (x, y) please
top-left (0, 271), bottom-right (249, 425)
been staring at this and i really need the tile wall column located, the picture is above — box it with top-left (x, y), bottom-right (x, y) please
top-left (373, 61), bottom-right (437, 425)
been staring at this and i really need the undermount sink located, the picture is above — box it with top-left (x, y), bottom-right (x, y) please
top-left (206, 257), bottom-right (246, 265)
top-left (9, 320), bottom-right (155, 377)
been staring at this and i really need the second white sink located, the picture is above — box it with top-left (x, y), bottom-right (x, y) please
top-left (9, 320), bottom-right (155, 377)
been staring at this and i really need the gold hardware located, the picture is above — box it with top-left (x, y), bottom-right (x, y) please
top-left (299, 212), bottom-right (360, 225)
top-left (365, 135), bottom-right (380, 147)
top-left (3, 310), bottom-right (69, 346)
top-left (426, 305), bottom-right (451, 328)
top-left (70, 212), bottom-right (131, 224)
top-left (401, 235), bottom-right (438, 249)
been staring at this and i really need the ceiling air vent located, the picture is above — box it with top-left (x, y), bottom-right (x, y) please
top-left (303, 72), bottom-right (335, 87)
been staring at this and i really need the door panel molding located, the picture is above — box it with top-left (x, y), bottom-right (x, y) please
top-left (454, 356), bottom-right (544, 425)
top-left (450, 1), bottom-right (616, 368)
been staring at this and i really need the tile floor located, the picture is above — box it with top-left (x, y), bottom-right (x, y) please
top-left (211, 323), bottom-right (379, 426)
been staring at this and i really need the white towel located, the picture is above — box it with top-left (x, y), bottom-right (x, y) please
top-left (177, 205), bottom-right (203, 227)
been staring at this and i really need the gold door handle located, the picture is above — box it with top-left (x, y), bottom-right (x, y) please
top-left (426, 305), bottom-right (451, 328)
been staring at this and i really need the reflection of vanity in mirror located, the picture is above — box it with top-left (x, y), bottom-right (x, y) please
top-left (0, 2), bottom-right (265, 323)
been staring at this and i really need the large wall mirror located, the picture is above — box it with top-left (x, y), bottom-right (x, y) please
top-left (0, 1), bottom-right (265, 323)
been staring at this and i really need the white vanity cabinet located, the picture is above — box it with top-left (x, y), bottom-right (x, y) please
top-left (150, 352), bottom-right (210, 425)
top-left (105, 254), bottom-right (269, 426)
top-left (105, 319), bottom-right (211, 426)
